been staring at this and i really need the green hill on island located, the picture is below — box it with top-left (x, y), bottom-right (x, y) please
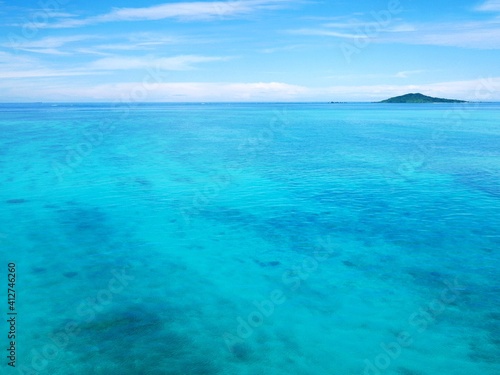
top-left (380, 93), bottom-right (466, 103)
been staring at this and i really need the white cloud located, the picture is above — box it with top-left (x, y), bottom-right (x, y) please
top-left (0, 51), bottom-right (34, 64)
top-left (3, 35), bottom-right (95, 55)
top-left (88, 35), bottom-right (181, 52)
top-left (475, 0), bottom-right (500, 11)
top-left (291, 11), bottom-right (500, 49)
top-left (3, 77), bottom-right (499, 102)
top-left (17, 35), bottom-right (93, 49)
top-left (289, 28), bottom-right (369, 39)
top-left (387, 24), bottom-right (416, 32)
top-left (45, 0), bottom-right (294, 28)
top-left (0, 51), bottom-right (100, 79)
top-left (1, 81), bottom-right (308, 101)
top-left (322, 20), bottom-right (413, 32)
top-left (43, 12), bottom-right (76, 18)
top-left (0, 42), bottom-right (228, 80)
top-left (72, 48), bottom-right (113, 57)
top-left (260, 44), bottom-right (305, 53)
top-left (288, 18), bottom-right (415, 40)
top-left (394, 70), bottom-right (426, 78)
top-left (324, 70), bottom-right (430, 81)
top-left (0, 50), bottom-right (97, 79)
top-left (0, 69), bottom-right (97, 79)
top-left (317, 77), bottom-right (500, 101)
top-left (380, 20), bottom-right (500, 49)
top-left (14, 48), bottom-right (68, 55)
top-left (87, 55), bottom-right (228, 71)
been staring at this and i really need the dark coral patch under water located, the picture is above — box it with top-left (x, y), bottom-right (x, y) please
top-left (67, 303), bottom-right (225, 374)
top-left (6, 198), bottom-right (28, 204)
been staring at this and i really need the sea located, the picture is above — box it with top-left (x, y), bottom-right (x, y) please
top-left (0, 102), bottom-right (499, 375)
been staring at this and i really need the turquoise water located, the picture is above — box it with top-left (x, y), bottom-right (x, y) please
top-left (1, 102), bottom-right (499, 375)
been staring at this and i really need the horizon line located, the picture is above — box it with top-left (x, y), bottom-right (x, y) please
top-left (0, 101), bottom-right (496, 104)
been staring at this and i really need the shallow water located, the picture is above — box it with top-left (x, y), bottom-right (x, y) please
top-left (1, 102), bottom-right (499, 374)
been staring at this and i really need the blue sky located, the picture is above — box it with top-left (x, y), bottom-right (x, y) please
top-left (1, 0), bottom-right (499, 101)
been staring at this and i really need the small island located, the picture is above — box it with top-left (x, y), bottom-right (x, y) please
top-left (379, 93), bottom-right (467, 103)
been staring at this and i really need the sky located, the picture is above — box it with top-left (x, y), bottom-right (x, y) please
top-left (1, 0), bottom-right (500, 102)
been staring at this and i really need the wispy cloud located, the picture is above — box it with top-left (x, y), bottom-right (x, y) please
top-left (292, 14), bottom-right (500, 49)
top-left (0, 51), bottom-right (33, 64)
top-left (4, 32), bottom-right (189, 56)
top-left (87, 55), bottom-right (228, 71)
top-left (475, 0), bottom-right (500, 11)
top-left (3, 35), bottom-right (95, 55)
top-left (317, 77), bottom-right (500, 101)
top-left (0, 50), bottom-right (225, 79)
top-left (2, 81), bottom-right (308, 101)
top-left (290, 5), bottom-right (500, 49)
top-left (44, 0), bottom-right (295, 28)
top-left (325, 70), bottom-right (428, 80)
top-left (259, 44), bottom-right (305, 53)
top-left (394, 70), bottom-right (426, 78)
top-left (4, 77), bottom-right (499, 102)
top-left (73, 34), bottom-right (183, 55)
top-left (289, 28), bottom-right (369, 39)
top-left (323, 20), bottom-right (414, 32)
top-left (0, 51), bottom-right (97, 79)
top-left (380, 20), bottom-right (500, 49)
top-left (0, 69), bottom-right (97, 79)
top-left (5, 9), bottom-right (79, 27)
top-left (288, 17), bottom-right (414, 40)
